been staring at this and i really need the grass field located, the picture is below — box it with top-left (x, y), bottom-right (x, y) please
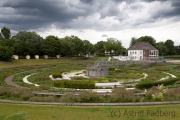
top-left (0, 57), bottom-right (98, 69)
top-left (0, 103), bottom-right (180, 120)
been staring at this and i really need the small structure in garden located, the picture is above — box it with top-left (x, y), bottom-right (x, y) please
top-left (86, 66), bottom-right (109, 77)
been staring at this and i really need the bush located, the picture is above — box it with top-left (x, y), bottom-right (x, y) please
top-left (109, 67), bottom-right (115, 70)
top-left (52, 71), bottom-right (63, 78)
top-left (54, 80), bottom-right (95, 89)
top-left (136, 78), bottom-right (180, 89)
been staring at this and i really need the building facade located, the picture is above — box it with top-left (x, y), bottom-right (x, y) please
top-left (127, 42), bottom-right (159, 60)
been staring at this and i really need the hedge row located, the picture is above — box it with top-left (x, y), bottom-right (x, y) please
top-left (54, 80), bottom-right (95, 89)
top-left (52, 71), bottom-right (63, 78)
top-left (135, 78), bottom-right (180, 89)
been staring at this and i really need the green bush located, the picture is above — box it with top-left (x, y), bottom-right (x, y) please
top-left (109, 67), bottom-right (115, 70)
top-left (136, 78), bottom-right (180, 89)
top-left (54, 80), bottom-right (95, 89)
top-left (52, 71), bottom-right (63, 78)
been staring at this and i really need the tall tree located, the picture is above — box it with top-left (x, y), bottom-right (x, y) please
top-left (174, 45), bottom-right (180, 55)
top-left (94, 41), bottom-right (106, 55)
top-left (137, 36), bottom-right (156, 47)
top-left (41, 36), bottom-right (61, 57)
top-left (71, 36), bottom-right (84, 56)
top-left (164, 39), bottom-right (175, 55)
top-left (129, 37), bottom-right (137, 47)
top-left (156, 42), bottom-right (168, 55)
top-left (1, 27), bottom-right (11, 39)
top-left (0, 40), bottom-right (14, 60)
top-left (0, 33), bottom-right (3, 40)
top-left (82, 40), bottom-right (94, 56)
top-left (13, 31), bottom-right (43, 56)
top-left (105, 38), bottom-right (124, 55)
top-left (59, 38), bottom-right (72, 57)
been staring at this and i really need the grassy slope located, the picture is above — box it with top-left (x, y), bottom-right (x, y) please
top-left (0, 103), bottom-right (180, 120)
top-left (0, 57), bottom-right (98, 69)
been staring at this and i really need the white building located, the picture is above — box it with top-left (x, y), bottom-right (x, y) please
top-left (127, 42), bottom-right (159, 60)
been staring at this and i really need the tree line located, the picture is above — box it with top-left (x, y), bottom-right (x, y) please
top-left (0, 27), bottom-right (125, 60)
top-left (0, 27), bottom-right (179, 61)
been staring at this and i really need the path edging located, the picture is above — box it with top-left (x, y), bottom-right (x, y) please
top-left (0, 99), bottom-right (180, 106)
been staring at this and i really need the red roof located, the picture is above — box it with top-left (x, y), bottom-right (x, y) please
top-left (128, 42), bottom-right (158, 50)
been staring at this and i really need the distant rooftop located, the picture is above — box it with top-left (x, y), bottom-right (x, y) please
top-left (128, 42), bottom-right (158, 50)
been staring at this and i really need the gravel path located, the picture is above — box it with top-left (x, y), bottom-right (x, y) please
top-left (0, 99), bottom-right (180, 106)
top-left (4, 74), bottom-right (20, 87)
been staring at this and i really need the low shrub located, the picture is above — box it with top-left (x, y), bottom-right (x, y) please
top-left (72, 77), bottom-right (89, 81)
top-left (136, 78), bottom-right (180, 89)
top-left (0, 87), bottom-right (33, 101)
top-left (52, 71), bottom-right (63, 78)
top-left (175, 80), bottom-right (180, 84)
top-left (109, 67), bottom-right (115, 70)
top-left (54, 80), bottom-right (95, 89)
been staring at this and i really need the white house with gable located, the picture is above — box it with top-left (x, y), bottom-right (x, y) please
top-left (127, 42), bottom-right (159, 60)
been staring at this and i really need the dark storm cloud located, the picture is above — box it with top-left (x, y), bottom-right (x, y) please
top-left (0, 0), bottom-right (93, 31)
top-left (0, 0), bottom-right (180, 33)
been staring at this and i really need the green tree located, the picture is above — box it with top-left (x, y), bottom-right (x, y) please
top-left (1, 27), bottom-right (11, 39)
top-left (164, 39), bottom-right (175, 55)
top-left (0, 33), bottom-right (3, 40)
top-left (71, 36), bottom-right (84, 56)
top-left (174, 45), bottom-right (180, 55)
top-left (104, 38), bottom-right (124, 55)
top-left (94, 41), bottom-right (106, 56)
top-left (129, 37), bottom-right (137, 47)
top-left (40, 36), bottom-right (61, 57)
top-left (13, 31), bottom-right (43, 56)
top-left (59, 38), bottom-right (71, 57)
top-left (0, 40), bottom-right (14, 60)
top-left (156, 42), bottom-right (168, 56)
top-left (137, 36), bottom-right (156, 47)
top-left (82, 40), bottom-right (94, 56)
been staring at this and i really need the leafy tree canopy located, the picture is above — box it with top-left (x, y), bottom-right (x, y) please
top-left (12, 31), bottom-right (43, 56)
top-left (137, 36), bottom-right (156, 47)
top-left (1, 27), bottom-right (11, 39)
top-left (40, 35), bottom-right (61, 57)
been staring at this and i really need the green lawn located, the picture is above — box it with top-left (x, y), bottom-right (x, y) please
top-left (0, 103), bottom-right (180, 120)
top-left (0, 57), bottom-right (98, 69)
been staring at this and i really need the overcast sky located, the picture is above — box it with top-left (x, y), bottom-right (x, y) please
top-left (0, 0), bottom-right (180, 48)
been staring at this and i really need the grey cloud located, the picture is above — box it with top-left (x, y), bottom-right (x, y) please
top-left (101, 34), bottom-right (108, 37)
top-left (79, 30), bottom-right (85, 33)
top-left (0, 0), bottom-right (93, 31)
top-left (112, 0), bottom-right (137, 3)
top-left (151, 0), bottom-right (180, 19)
top-left (80, 0), bottom-right (94, 4)
top-left (0, 0), bottom-right (180, 33)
